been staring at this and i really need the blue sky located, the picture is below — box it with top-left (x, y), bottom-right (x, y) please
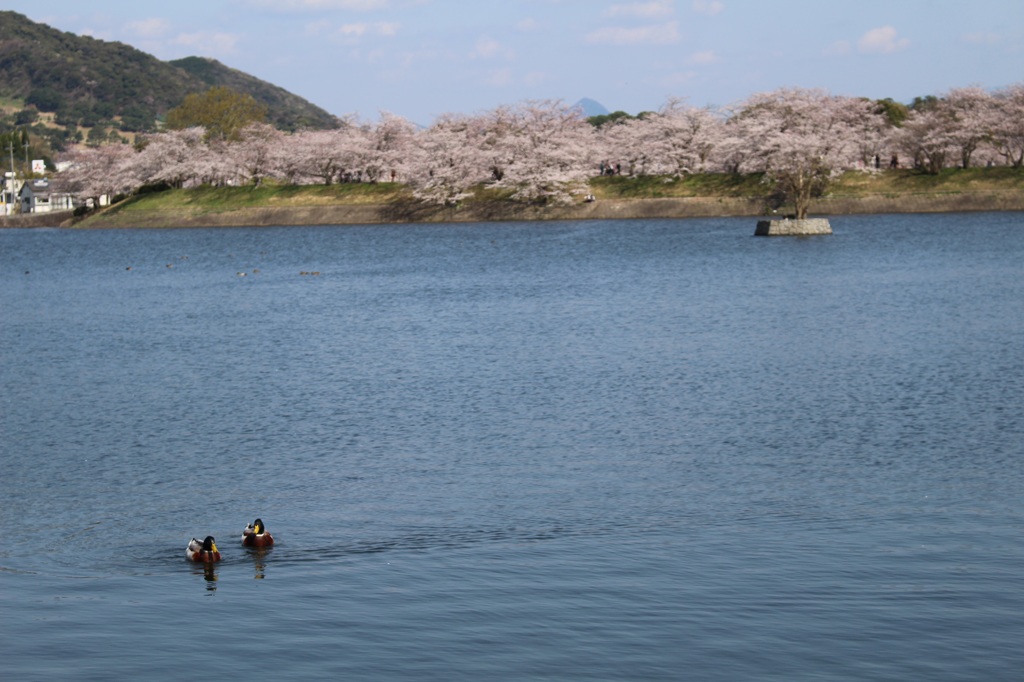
top-left (5, 0), bottom-right (1022, 124)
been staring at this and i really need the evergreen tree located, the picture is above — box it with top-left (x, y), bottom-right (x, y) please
top-left (166, 87), bottom-right (268, 142)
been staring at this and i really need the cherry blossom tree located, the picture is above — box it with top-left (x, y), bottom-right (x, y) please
top-left (52, 83), bottom-right (1023, 212)
top-left (285, 128), bottom-right (344, 185)
top-left (228, 123), bottom-right (285, 186)
top-left (355, 113), bottom-right (416, 183)
top-left (990, 84), bottom-right (1024, 168)
top-left (940, 86), bottom-right (996, 168)
top-left (132, 127), bottom-right (209, 188)
top-left (474, 104), bottom-right (518, 183)
top-left (405, 113), bottom-right (491, 205)
top-left (714, 118), bottom-right (754, 175)
top-left (894, 88), bottom-right (995, 171)
top-left (57, 143), bottom-right (140, 207)
top-left (482, 100), bottom-right (597, 204)
top-left (619, 98), bottom-right (725, 176)
top-left (593, 115), bottom-right (647, 176)
top-left (729, 88), bottom-right (884, 218)
top-left (893, 104), bottom-right (956, 174)
top-left (199, 137), bottom-right (239, 186)
top-left (842, 100), bottom-right (899, 170)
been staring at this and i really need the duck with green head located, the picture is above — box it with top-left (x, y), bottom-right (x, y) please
top-left (186, 536), bottom-right (221, 562)
top-left (242, 518), bottom-right (274, 548)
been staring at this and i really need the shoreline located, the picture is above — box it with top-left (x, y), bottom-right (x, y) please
top-left (3, 190), bottom-right (1024, 229)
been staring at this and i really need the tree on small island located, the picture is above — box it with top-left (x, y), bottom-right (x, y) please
top-left (725, 88), bottom-right (885, 219)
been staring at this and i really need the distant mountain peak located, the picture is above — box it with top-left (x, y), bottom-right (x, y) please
top-left (574, 98), bottom-right (610, 117)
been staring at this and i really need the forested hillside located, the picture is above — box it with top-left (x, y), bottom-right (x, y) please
top-left (167, 57), bottom-right (337, 133)
top-left (0, 11), bottom-right (340, 150)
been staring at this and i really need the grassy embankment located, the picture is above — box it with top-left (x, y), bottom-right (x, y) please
top-left (76, 167), bottom-right (1024, 228)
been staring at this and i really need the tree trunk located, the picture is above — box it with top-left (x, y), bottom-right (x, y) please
top-left (793, 191), bottom-right (810, 220)
top-left (785, 170), bottom-right (812, 220)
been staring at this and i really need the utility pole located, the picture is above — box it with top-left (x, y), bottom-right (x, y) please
top-left (22, 136), bottom-right (33, 215)
top-left (5, 141), bottom-right (14, 215)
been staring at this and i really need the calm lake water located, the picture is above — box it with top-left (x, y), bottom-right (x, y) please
top-left (2, 213), bottom-right (1023, 681)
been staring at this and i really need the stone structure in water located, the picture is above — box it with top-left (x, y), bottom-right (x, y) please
top-left (755, 218), bottom-right (832, 236)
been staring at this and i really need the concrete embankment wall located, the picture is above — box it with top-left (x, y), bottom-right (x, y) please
top-left (0, 211), bottom-right (75, 228)
top-left (77, 197), bottom-right (768, 228)
top-left (29, 191), bottom-right (1024, 229)
top-left (816, 191), bottom-right (1024, 215)
top-left (755, 218), bottom-right (833, 236)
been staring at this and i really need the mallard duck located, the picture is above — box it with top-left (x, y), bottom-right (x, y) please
top-left (242, 518), bottom-right (274, 548)
top-left (186, 536), bottom-right (221, 562)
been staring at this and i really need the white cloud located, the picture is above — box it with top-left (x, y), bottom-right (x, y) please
top-left (335, 21), bottom-right (399, 39)
top-left (604, 1), bottom-right (675, 19)
top-left (685, 50), bottom-right (718, 65)
top-left (660, 70), bottom-right (697, 87)
top-left (304, 19), bottom-right (333, 36)
top-left (857, 25), bottom-right (910, 54)
top-left (484, 68), bottom-right (513, 87)
top-left (586, 21), bottom-right (680, 46)
top-left (363, 47), bottom-right (389, 65)
top-left (473, 37), bottom-right (503, 59)
top-left (339, 23), bottom-right (370, 37)
top-left (963, 31), bottom-right (1002, 46)
top-left (522, 71), bottom-right (548, 87)
top-left (243, 0), bottom-right (390, 9)
top-left (691, 0), bottom-right (724, 17)
top-left (482, 68), bottom-right (548, 88)
top-left (124, 18), bottom-right (170, 39)
top-left (825, 40), bottom-right (852, 56)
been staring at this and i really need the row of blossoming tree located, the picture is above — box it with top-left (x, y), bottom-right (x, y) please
top-left (59, 84), bottom-right (1024, 220)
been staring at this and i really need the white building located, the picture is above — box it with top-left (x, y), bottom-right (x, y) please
top-left (2, 172), bottom-right (21, 215)
top-left (19, 178), bottom-right (75, 214)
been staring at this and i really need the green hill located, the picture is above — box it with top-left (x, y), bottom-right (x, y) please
top-left (0, 11), bottom-right (340, 141)
top-left (167, 56), bottom-right (339, 132)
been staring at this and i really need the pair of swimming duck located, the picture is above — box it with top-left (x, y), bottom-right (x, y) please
top-left (186, 518), bottom-right (273, 562)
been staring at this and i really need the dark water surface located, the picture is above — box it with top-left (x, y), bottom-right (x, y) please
top-left (2, 214), bottom-right (1022, 680)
